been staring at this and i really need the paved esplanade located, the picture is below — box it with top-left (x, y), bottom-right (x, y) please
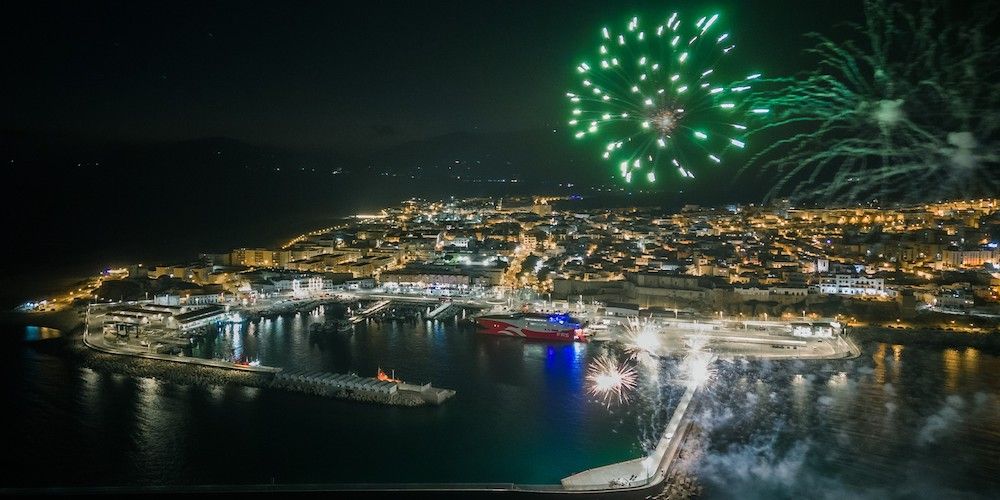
top-left (82, 305), bottom-right (280, 373)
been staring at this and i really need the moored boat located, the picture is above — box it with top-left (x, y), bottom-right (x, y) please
top-left (474, 312), bottom-right (587, 342)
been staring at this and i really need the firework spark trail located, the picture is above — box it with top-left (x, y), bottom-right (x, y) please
top-left (682, 351), bottom-right (718, 388)
top-left (743, 0), bottom-right (999, 203)
top-left (586, 353), bottom-right (639, 407)
top-left (681, 334), bottom-right (717, 388)
top-left (623, 316), bottom-right (663, 361)
top-left (569, 12), bottom-right (765, 183)
top-left (620, 317), bottom-right (671, 451)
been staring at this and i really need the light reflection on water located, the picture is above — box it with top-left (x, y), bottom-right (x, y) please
top-left (4, 310), bottom-right (645, 487)
top-left (5, 308), bottom-right (997, 494)
top-left (22, 326), bottom-right (61, 341)
top-left (692, 342), bottom-right (999, 499)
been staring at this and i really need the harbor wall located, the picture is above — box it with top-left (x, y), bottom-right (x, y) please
top-left (850, 327), bottom-right (1000, 350)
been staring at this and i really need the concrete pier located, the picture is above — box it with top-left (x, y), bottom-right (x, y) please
top-left (561, 384), bottom-right (699, 490)
top-left (425, 302), bottom-right (455, 319)
top-left (348, 300), bottom-right (391, 324)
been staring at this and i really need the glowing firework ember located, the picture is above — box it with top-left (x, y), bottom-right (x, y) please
top-left (587, 354), bottom-right (639, 406)
top-left (744, 0), bottom-right (1000, 203)
top-left (682, 351), bottom-right (717, 387)
top-left (685, 334), bottom-right (709, 354)
top-left (569, 12), bottom-right (763, 183)
top-left (624, 317), bottom-right (662, 359)
top-left (680, 334), bottom-right (716, 387)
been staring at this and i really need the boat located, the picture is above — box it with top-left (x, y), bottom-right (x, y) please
top-left (473, 312), bottom-right (588, 342)
top-left (376, 367), bottom-right (402, 383)
top-left (335, 319), bottom-right (353, 333)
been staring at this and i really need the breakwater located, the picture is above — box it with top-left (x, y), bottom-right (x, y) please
top-left (77, 337), bottom-right (455, 407)
top-left (561, 383), bottom-right (700, 491)
top-left (271, 370), bottom-right (446, 407)
top-left (72, 341), bottom-right (275, 388)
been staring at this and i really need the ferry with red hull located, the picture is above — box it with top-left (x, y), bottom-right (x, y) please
top-left (474, 312), bottom-right (588, 342)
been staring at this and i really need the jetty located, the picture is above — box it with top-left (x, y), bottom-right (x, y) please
top-left (270, 369), bottom-right (456, 406)
top-left (426, 301), bottom-right (463, 320)
top-left (348, 299), bottom-right (391, 324)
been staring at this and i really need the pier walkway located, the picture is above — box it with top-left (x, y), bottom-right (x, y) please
top-left (426, 302), bottom-right (462, 320)
top-left (348, 300), bottom-right (391, 324)
top-left (561, 384), bottom-right (699, 490)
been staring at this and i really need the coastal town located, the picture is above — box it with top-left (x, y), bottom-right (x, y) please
top-left (7, 0), bottom-right (998, 495)
top-left (14, 194), bottom-right (997, 492)
top-left (22, 196), bottom-right (1000, 338)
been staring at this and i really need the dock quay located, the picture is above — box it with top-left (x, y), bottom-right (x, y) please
top-left (425, 301), bottom-right (463, 320)
top-left (270, 369), bottom-right (456, 407)
top-left (348, 298), bottom-right (475, 323)
top-left (348, 299), bottom-right (391, 324)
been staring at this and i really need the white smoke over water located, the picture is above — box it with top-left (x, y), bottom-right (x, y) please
top-left (916, 394), bottom-right (966, 446)
top-left (682, 346), bottom-right (999, 499)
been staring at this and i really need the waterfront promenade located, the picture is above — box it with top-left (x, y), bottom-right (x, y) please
top-left (81, 305), bottom-right (280, 373)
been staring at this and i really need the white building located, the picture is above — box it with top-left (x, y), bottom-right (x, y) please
top-left (291, 276), bottom-right (324, 296)
top-left (817, 274), bottom-right (891, 297)
top-left (603, 302), bottom-right (640, 317)
top-left (790, 321), bottom-right (841, 338)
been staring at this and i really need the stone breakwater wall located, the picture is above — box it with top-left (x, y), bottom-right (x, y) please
top-left (73, 343), bottom-right (274, 388)
top-left (74, 341), bottom-right (449, 407)
top-left (269, 377), bottom-right (427, 407)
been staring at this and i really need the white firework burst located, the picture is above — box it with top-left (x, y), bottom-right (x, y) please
top-left (586, 354), bottom-right (639, 407)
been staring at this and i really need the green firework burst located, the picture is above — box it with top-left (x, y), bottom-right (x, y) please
top-left (568, 12), bottom-right (765, 183)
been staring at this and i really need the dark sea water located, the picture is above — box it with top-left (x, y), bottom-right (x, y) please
top-left (693, 341), bottom-right (1000, 499)
top-left (1, 311), bottom-right (650, 489)
top-left (3, 313), bottom-right (998, 496)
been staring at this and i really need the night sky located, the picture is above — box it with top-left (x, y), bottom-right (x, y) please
top-left (0, 1), bottom-right (867, 304)
top-left (4, 1), bottom-right (863, 150)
